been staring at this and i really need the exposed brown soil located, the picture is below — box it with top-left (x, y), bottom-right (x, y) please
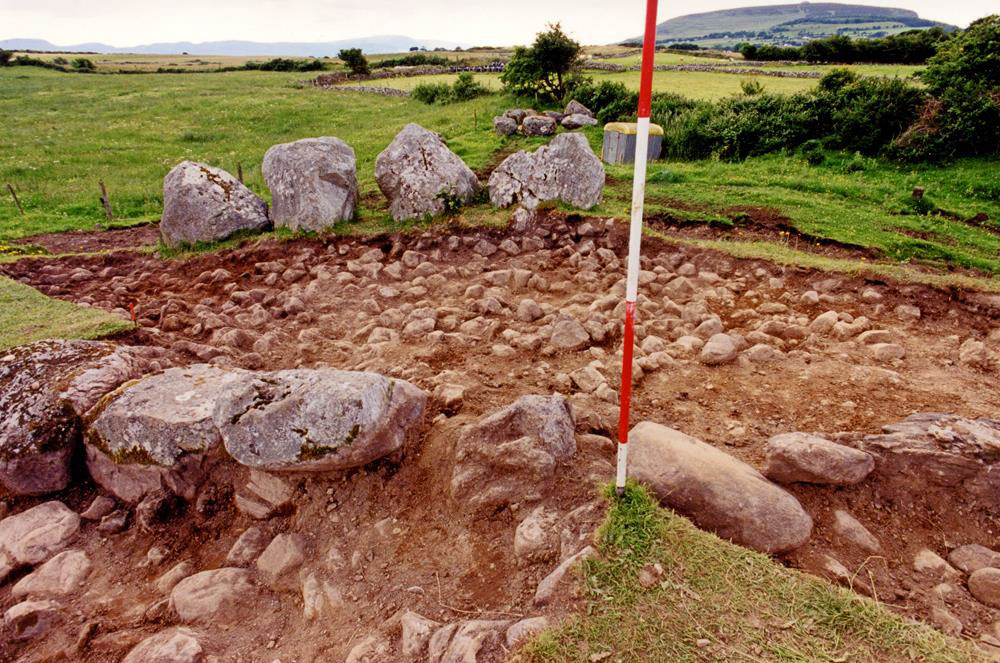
top-left (1, 211), bottom-right (999, 661)
top-left (12, 223), bottom-right (161, 255)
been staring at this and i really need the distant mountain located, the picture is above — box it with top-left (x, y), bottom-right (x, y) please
top-left (625, 3), bottom-right (958, 47)
top-left (0, 36), bottom-right (466, 56)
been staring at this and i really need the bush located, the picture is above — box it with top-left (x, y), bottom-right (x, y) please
top-left (373, 54), bottom-right (453, 69)
top-left (244, 58), bottom-right (325, 72)
top-left (740, 79), bottom-right (764, 96)
top-left (338, 48), bottom-right (370, 76)
top-left (501, 23), bottom-right (582, 101)
top-left (0, 50), bottom-right (13, 66)
top-left (71, 58), bottom-right (95, 71)
top-left (413, 73), bottom-right (490, 105)
top-left (52, 56), bottom-right (68, 65)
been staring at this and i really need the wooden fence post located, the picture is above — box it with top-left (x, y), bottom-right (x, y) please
top-left (238, 164), bottom-right (244, 184)
top-left (99, 181), bottom-right (114, 222)
top-left (7, 184), bottom-right (24, 215)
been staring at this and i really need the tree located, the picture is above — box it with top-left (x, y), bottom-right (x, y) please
top-left (0, 50), bottom-right (12, 66)
top-left (338, 48), bottom-right (370, 76)
top-left (920, 15), bottom-right (1000, 95)
top-left (501, 23), bottom-right (583, 101)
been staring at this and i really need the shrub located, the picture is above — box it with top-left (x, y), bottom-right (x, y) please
top-left (413, 73), bottom-right (490, 105)
top-left (0, 50), bottom-right (14, 66)
top-left (52, 56), bottom-right (68, 65)
top-left (338, 48), bottom-right (370, 76)
top-left (71, 58), bottom-right (95, 71)
top-left (244, 58), bottom-right (325, 72)
top-left (501, 23), bottom-right (583, 101)
top-left (373, 54), bottom-right (453, 69)
top-left (740, 79), bottom-right (764, 96)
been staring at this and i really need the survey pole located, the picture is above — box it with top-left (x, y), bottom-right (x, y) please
top-left (616, 0), bottom-right (659, 496)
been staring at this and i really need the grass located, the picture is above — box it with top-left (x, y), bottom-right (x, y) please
top-left (581, 133), bottom-right (1000, 276)
top-left (0, 275), bottom-right (132, 350)
top-left (519, 482), bottom-right (985, 663)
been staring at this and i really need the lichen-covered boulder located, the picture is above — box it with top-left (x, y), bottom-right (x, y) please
top-left (161, 161), bottom-right (270, 247)
top-left (214, 369), bottom-right (426, 471)
top-left (84, 365), bottom-right (246, 503)
top-left (521, 116), bottom-right (557, 136)
top-left (374, 124), bottom-right (480, 221)
top-left (493, 116), bottom-right (517, 137)
top-left (262, 137), bottom-right (358, 231)
top-left (488, 133), bottom-right (604, 210)
top-left (0, 340), bottom-right (162, 496)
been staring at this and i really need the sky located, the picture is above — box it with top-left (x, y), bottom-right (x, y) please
top-left (1, 0), bottom-right (994, 47)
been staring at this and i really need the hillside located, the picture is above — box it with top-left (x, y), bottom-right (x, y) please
top-left (626, 2), bottom-right (958, 48)
top-left (0, 35), bottom-right (465, 56)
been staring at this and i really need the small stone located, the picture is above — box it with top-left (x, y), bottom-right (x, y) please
top-left (764, 433), bottom-right (874, 486)
top-left (870, 343), bottom-right (905, 362)
top-left (831, 510), bottom-right (881, 554)
top-left (226, 527), bottom-right (268, 566)
top-left (930, 607), bottom-right (963, 636)
top-left (506, 616), bottom-right (549, 648)
top-left (12, 550), bottom-right (91, 599)
top-left (913, 549), bottom-right (960, 580)
top-left (401, 610), bottom-right (440, 657)
top-left (550, 319), bottom-right (590, 351)
top-left (517, 299), bottom-right (544, 323)
top-left (256, 533), bottom-right (306, 588)
top-left (170, 568), bottom-right (257, 623)
top-left (155, 560), bottom-right (194, 594)
top-left (949, 544), bottom-right (1000, 574)
top-left (81, 496), bottom-right (116, 521)
top-left (959, 338), bottom-right (990, 369)
top-left (699, 334), bottom-right (738, 365)
top-left (895, 304), bottom-right (921, 321)
top-left (4, 600), bottom-right (61, 641)
top-left (534, 546), bottom-right (597, 606)
top-left (122, 628), bottom-right (203, 663)
top-left (969, 568), bottom-right (1000, 608)
top-left (514, 507), bottom-right (560, 565)
top-left (98, 510), bottom-right (129, 534)
top-left (861, 288), bottom-right (883, 303)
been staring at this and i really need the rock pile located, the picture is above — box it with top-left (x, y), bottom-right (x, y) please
top-left (494, 100), bottom-right (598, 137)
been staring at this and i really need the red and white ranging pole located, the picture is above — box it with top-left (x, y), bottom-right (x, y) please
top-left (616, 0), bottom-right (659, 496)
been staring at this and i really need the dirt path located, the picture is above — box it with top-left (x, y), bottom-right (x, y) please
top-left (1, 211), bottom-right (998, 661)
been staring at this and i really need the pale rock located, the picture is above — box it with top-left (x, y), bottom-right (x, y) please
top-left (969, 568), bottom-right (1000, 608)
top-left (831, 510), bottom-right (881, 554)
top-left (161, 161), bottom-right (269, 246)
top-left (699, 334), bottom-right (738, 365)
top-left (913, 549), bottom-right (960, 580)
top-left (226, 527), bottom-right (268, 566)
top-left (428, 620), bottom-right (510, 663)
top-left (0, 501), bottom-right (80, 583)
top-left (870, 343), bottom-right (905, 362)
top-left (550, 319), bottom-right (591, 351)
top-left (628, 422), bottom-right (812, 554)
top-left (959, 338), bottom-right (990, 369)
top-left (4, 600), bottom-right (61, 641)
top-left (156, 561), bottom-right (194, 594)
top-left (256, 533), bottom-right (306, 588)
top-left (122, 628), bottom-right (204, 663)
top-left (514, 507), bottom-right (560, 564)
top-left (301, 572), bottom-right (343, 621)
top-left (949, 544), bottom-right (1000, 574)
top-left (170, 568), bottom-right (257, 623)
top-left (235, 470), bottom-right (293, 520)
top-left (262, 137), bottom-right (357, 231)
top-left (401, 610), bottom-right (440, 658)
top-left (534, 546), bottom-right (597, 606)
top-left (489, 133), bottom-right (604, 210)
top-left (507, 616), bottom-right (549, 648)
top-left (764, 433), bottom-right (874, 485)
top-left (809, 311), bottom-right (839, 334)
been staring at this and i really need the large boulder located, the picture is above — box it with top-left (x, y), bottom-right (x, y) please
top-left (451, 395), bottom-right (575, 512)
top-left (628, 422), bottom-right (813, 554)
top-left (850, 413), bottom-right (1000, 503)
top-left (374, 123), bottom-right (480, 221)
top-left (84, 365), bottom-right (246, 503)
top-left (161, 160), bottom-right (270, 247)
top-left (214, 369), bottom-right (426, 471)
top-left (521, 115), bottom-right (557, 136)
top-left (0, 502), bottom-right (80, 584)
top-left (262, 136), bottom-right (358, 231)
top-left (0, 340), bottom-right (162, 496)
top-left (764, 433), bottom-right (875, 486)
top-left (488, 133), bottom-right (604, 210)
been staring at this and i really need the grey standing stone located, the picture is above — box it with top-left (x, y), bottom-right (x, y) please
top-left (629, 422), bottom-right (813, 554)
top-left (764, 433), bottom-right (875, 486)
top-left (161, 161), bottom-right (270, 246)
top-left (374, 123), bottom-right (480, 221)
top-left (489, 133), bottom-right (604, 210)
top-left (214, 369), bottom-right (426, 471)
top-left (262, 137), bottom-right (358, 231)
top-left (0, 340), bottom-right (162, 496)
